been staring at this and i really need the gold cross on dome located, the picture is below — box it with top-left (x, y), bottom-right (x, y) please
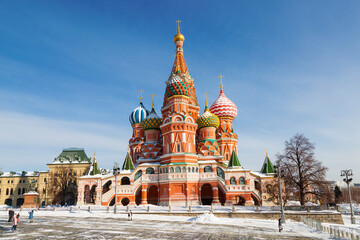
top-left (176, 20), bottom-right (181, 31)
top-left (151, 94), bottom-right (155, 108)
top-left (139, 89), bottom-right (144, 103)
top-left (204, 93), bottom-right (208, 107)
top-left (217, 75), bottom-right (224, 90)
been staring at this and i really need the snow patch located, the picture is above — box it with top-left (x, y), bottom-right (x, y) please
top-left (187, 213), bottom-right (223, 223)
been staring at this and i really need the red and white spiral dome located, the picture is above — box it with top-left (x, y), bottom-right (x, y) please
top-left (209, 89), bottom-right (238, 119)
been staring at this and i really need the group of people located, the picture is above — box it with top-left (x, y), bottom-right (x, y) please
top-left (8, 209), bottom-right (34, 231)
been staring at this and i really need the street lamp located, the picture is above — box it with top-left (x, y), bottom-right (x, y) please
top-left (113, 162), bottom-right (120, 214)
top-left (274, 165), bottom-right (285, 223)
top-left (341, 169), bottom-right (356, 224)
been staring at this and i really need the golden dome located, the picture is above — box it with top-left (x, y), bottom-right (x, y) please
top-left (174, 30), bottom-right (185, 42)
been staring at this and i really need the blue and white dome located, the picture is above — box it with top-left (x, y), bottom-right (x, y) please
top-left (129, 102), bottom-right (150, 125)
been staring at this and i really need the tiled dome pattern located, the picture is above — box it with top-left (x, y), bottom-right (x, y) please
top-left (142, 108), bottom-right (162, 130)
top-left (196, 107), bottom-right (220, 129)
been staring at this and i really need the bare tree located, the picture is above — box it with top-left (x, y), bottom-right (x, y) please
top-left (48, 167), bottom-right (81, 205)
top-left (276, 134), bottom-right (328, 206)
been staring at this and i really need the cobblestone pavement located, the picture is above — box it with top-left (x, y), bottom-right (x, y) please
top-left (0, 216), bottom-right (323, 240)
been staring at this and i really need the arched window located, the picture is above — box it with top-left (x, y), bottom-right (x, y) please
top-left (230, 177), bottom-right (236, 185)
top-left (204, 166), bottom-right (213, 173)
top-left (134, 170), bottom-right (142, 181)
top-left (6, 188), bottom-right (9, 195)
top-left (196, 167), bottom-right (199, 173)
top-left (146, 167), bottom-right (155, 174)
top-left (170, 167), bottom-right (174, 173)
top-left (22, 188), bottom-right (25, 194)
top-left (217, 167), bottom-right (225, 180)
top-left (121, 177), bottom-right (130, 185)
top-left (165, 168), bottom-right (168, 173)
top-left (10, 189), bottom-right (13, 195)
top-left (175, 167), bottom-right (181, 173)
top-left (239, 177), bottom-right (245, 185)
top-left (160, 168), bottom-right (162, 174)
top-left (182, 167), bottom-right (186, 173)
top-left (177, 144), bottom-right (181, 152)
top-left (18, 188), bottom-right (21, 195)
top-left (226, 153), bottom-right (229, 160)
top-left (192, 167), bottom-right (195, 173)
top-left (188, 167), bottom-right (191, 172)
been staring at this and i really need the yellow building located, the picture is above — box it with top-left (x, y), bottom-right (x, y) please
top-left (0, 148), bottom-right (91, 207)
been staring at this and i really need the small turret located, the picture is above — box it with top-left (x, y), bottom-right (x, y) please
top-left (228, 150), bottom-right (242, 168)
top-left (260, 149), bottom-right (275, 174)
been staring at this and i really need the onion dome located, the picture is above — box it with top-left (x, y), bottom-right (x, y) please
top-left (165, 73), bottom-right (190, 98)
top-left (174, 22), bottom-right (185, 42)
top-left (142, 106), bottom-right (162, 130)
top-left (196, 105), bottom-right (220, 129)
top-left (174, 30), bottom-right (185, 42)
top-left (129, 102), bottom-right (150, 125)
top-left (210, 86), bottom-right (238, 119)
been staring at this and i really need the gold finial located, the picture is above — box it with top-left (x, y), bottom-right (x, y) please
top-left (139, 89), bottom-right (144, 103)
top-left (218, 75), bottom-right (224, 90)
top-left (176, 20), bottom-right (181, 32)
top-left (174, 20), bottom-right (185, 42)
top-left (94, 151), bottom-right (96, 160)
top-left (204, 93), bottom-right (208, 107)
top-left (266, 149), bottom-right (268, 157)
top-left (151, 94), bottom-right (155, 108)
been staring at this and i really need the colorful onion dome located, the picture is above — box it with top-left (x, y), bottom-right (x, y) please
top-left (165, 73), bottom-right (190, 98)
top-left (129, 102), bottom-right (150, 125)
top-left (142, 107), bottom-right (162, 130)
top-left (210, 89), bottom-right (238, 119)
top-left (196, 106), bottom-right (220, 129)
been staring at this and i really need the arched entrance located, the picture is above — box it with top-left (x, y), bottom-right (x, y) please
top-left (103, 180), bottom-right (112, 194)
top-left (16, 198), bottom-right (24, 207)
top-left (5, 199), bottom-right (12, 206)
top-left (252, 195), bottom-right (260, 206)
top-left (121, 198), bottom-right (130, 206)
top-left (201, 184), bottom-right (213, 205)
top-left (236, 196), bottom-right (246, 206)
top-left (84, 185), bottom-right (91, 203)
top-left (218, 185), bottom-right (226, 206)
top-left (147, 186), bottom-right (158, 205)
top-left (90, 185), bottom-right (97, 203)
top-left (109, 196), bottom-right (115, 206)
top-left (135, 186), bottom-right (142, 205)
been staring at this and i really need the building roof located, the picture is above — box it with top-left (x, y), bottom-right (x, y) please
top-left (0, 171), bottom-right (40, 177)
top-left (52, 148), bottom-right (91, 164)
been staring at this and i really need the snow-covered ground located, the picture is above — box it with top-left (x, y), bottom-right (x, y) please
top-left (0, 207), bottom-right (333, 239)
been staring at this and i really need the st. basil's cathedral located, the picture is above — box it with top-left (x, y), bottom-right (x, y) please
top-left (77, 25), bottom-right (277, 207)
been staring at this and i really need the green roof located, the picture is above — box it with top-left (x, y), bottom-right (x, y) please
top-left (261, 155), bottom-right (275, 174)
top-left (122, 152), bottom-right (135, 170)
top-left (228, 150), bottom-right (241, 168)
top-left (55, 148), bottom-right (91, 163)
top-left (89, 155), bottom-right (101, 175)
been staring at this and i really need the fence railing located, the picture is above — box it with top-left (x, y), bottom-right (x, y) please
top-left (301, 216), bottom-right (360, 240)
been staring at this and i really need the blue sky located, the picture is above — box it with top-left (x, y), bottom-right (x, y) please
top-left (0, 1), bottom-right (359, 183)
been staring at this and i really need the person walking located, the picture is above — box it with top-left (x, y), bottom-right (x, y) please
top-left (28, 210), bottom-right (34, 223)
top-left (8, 209), bottom-right (14, 222)
top-left (11, 212), bottom-right (18, 231)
